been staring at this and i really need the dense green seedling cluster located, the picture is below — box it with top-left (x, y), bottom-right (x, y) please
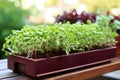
top-left (2, 23), bottom-right (117, 58)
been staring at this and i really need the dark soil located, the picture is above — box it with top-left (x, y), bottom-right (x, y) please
top-left (116, 29), bottom-right (120, 34)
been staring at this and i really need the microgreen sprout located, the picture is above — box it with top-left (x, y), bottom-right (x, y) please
top-left (2, 23), bottom-right (117, 58)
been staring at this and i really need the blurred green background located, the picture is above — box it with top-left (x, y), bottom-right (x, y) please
top-left (0, 0), bottom-right (29, 59)
top-left (0, 0), bottom-right (120, 59)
